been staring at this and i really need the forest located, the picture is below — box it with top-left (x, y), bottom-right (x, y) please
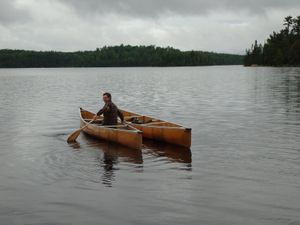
top-left (0, 45), bottom-right (243, 68)
top-left (244, 16), bottom-right (300, 66)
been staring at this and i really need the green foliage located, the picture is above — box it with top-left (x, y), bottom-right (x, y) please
top-left (0, 45), bottom-right (243, 68)
top-left (244, 16), bottom-right (300, 66)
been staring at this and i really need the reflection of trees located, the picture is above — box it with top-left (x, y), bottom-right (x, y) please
top-left (252, 68), bottom-right (300, 104)
top-left (269, 69), bottom-right (300, 112)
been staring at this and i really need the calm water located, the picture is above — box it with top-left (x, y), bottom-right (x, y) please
top-left (0, 66), bottom-right (300, 225)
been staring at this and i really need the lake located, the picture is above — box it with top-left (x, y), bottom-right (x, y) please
top-left (0, 66), bottom-right (299, 225)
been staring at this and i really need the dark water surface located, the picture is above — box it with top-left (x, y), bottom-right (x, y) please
top-left (0, 66), bottom-right (300, 225)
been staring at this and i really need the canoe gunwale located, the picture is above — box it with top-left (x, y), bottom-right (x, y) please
top-left (79, 108), bottom-right (142, 133)
top-left (129, 123), bottom-right (191, 131)
top-left (81, 119), bottom-right (142, 133)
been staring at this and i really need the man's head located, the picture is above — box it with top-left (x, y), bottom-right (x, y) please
top-left (102, 92), bottom-right (112, 103)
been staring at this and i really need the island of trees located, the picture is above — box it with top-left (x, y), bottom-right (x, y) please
top-left (244, 16), bottom-right (300, 66)
top-left (0, 45), bottom-right (243, 68)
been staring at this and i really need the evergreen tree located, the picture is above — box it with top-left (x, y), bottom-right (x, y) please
top-left (244, 15), bottom-right (300, 66)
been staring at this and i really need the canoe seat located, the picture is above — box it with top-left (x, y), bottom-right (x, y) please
top-left (85, 119), bottom-right (103, 122)
top-left (124, 115), bottom-right (143, 119)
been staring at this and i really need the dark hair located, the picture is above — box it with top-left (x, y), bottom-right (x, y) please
top-left (103, 92), bottom-right (111, 99)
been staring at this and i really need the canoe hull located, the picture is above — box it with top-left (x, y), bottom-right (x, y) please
top-left (131, 124), bottom-right (191, 148)
top-left (80, 109), bottom-right (143, 150)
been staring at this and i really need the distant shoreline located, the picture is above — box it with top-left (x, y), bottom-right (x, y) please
top-left (2, 65), bottom-right (300, 69)
top-left (244, 63), bottom-right (300, 68)
top-left (0, 45), bottom-right (244, 68)
top-left (0, 64), bottom-right (244, 69)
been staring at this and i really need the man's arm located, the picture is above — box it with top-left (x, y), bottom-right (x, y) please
top-left (97, 103), bottom-right (111, 116)
top-left (96, 106), bottom-right (105, 116)
top-left (93, 104), bottom-right (107, 120)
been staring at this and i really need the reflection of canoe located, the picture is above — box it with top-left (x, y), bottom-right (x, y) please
top-left (143, 140), bottom-right (192, 164)
top-left (100, 142), bottom-right (143, 164)
top-left (80, 108), bottom-right (143, 150)
top-left (81, 134), bottom-right (143, 164)
top-left (72, 134), bottom-right (143, 187)
top-left (121, 109), bottom-right (192, 148)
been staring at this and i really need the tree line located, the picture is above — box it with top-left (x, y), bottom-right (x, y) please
top-left (0, 45), bottom-right (243, 68)
top-left (244, 16), bottom-right (300, 66)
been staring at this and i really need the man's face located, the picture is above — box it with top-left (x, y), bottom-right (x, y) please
top-left (103, 95), bottom-right (110, 103)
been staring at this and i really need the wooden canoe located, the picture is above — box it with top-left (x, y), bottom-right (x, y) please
top-left (79, 108), bottom-right (143, 150)
top-left (121, 109), bottom-right (192, 148)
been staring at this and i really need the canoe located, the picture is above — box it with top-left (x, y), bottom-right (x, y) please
top-left (79, 108), bottom-right (143, 150)
top-left (121, 109), bottom-right (192, 148)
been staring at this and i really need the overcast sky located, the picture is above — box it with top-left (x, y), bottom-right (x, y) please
top-left (0, 0), bottom-right (299, 54)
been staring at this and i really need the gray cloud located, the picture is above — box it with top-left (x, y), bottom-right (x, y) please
top-left (0, 0), bottom-right (30, 25)
top-left (62, 0), bottom-right (300, 17)
top-left (0, 0), bottom-right (299, 54)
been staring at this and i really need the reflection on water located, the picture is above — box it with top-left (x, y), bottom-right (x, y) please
top-left (143, 140), bottom-right (192, 164)
top-left (70, 133), bottom-right (192, 187)
top-left (101, 152), bottom-right (116, 187)
top-left (71, 133), bottom-right (144, 187)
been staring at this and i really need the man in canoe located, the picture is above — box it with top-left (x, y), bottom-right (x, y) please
top-left (93, 92), bottom-right (124, 125)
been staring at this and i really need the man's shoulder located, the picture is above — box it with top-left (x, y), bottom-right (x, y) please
top-left (110, 102), bottom-right (118, 107)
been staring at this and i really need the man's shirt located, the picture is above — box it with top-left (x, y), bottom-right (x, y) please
top-left (97, 101), bottom-right (124, 125)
